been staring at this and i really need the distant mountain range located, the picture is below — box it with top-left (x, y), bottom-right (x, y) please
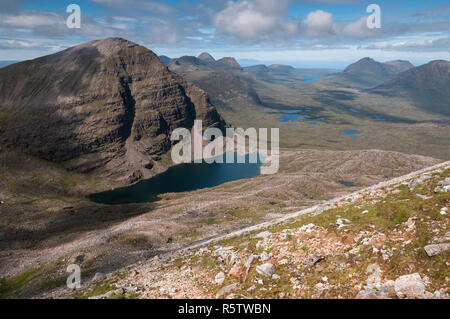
top-left (0, 38), bottom-right (226, 183)
top-left (368, 60), bottom-right (450, 116)
top-left (167, 53), bottom-right (243, 73)
top-left (160, 51), bottom-right (449, 120)
top-left (164, 52), bottom-right (261, 111)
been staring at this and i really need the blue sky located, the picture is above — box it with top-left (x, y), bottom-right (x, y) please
top-left (0, 0), bottom-right (449, 68)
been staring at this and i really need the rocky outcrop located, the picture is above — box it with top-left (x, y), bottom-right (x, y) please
top-left (0, 38), bottom-right (226, 183)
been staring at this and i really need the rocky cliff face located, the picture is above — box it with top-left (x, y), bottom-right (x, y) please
top-left (0, 38), bottom-right (226, 183)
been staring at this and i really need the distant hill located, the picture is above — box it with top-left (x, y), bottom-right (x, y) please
top-left (343, 57), bottom-right (413, 85)
top-left (322, 57), bottom-right (414, 89)
top-left (158, 55), bottom-right (172, 65)
top-left (168, 54), bottom-right (243, 73)
top-left (384, 60), bottom-right (415, 73)
top-left (245, 64), bottom-right (297, 82)
top-left (368, 60), bottom-right (450, 116)
top-left (168, 54), bottom-right (260, 111)
top-left (245, 63), bottom-right (337, 86)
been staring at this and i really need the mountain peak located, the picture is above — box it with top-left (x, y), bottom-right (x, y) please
top-left (216, 57), bottom-right (242, 69)
top-left (198, 52), bottom-right (215, 62)
top-left (78, 37), bottom-right (138, 56)
top-left (0, 38), bottom-right (226, 182)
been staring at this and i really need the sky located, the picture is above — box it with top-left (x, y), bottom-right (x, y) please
top-left (0, 0), bottom-right (449, 68)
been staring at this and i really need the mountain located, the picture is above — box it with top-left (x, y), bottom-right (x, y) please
top-left (158, 55), bottom-right (172, 65)
top-left (0, 38), bottom-right (226, 183)
top-left (198, 52), bottom-right (215, 63)
top-left (384, 60), bottom-right (414, 73)
top-left (168, 55), bottom-right (242, 73)
top-left (324, 57), bottom-right (414, 88)
top-left (342, 57), bottom-right (411, 82)
top-left (268, 64), bottom-right (295, 74)
top-left (368, 60), bottom-right (450, 116)
top-left (167, 55), bottom-right (261, 111)
top-left (215, 57), bottom-right (242, 70)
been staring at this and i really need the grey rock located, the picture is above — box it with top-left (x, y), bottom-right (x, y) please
top-left (394, 273), bottom-right (426, 299)
top-left (260, 252), bottom-right (270, 262)
top-left (88, 288), bottom-right (125, 299)
top-left (416, 194), bottom-right (432, 200)
top-left (366, 264), bottom-right (382, 289)
top-left (303, 254), bottom-right (324, 267)
top-left (256, 263), bottom-right (275, 278)
top-left (424, 243), bottom-right (450, 257)
top-left (356, 288), bottom-right (379, 299)
top-left (216, 283), bottom-right (238, 299)
top-left (92, 272), bottom-right (104, 282)
top-left (254, 231), bottom-right (272, 239)
top-left (408, 175), bottom-right (431, 190)
top-left (214, 272), bottom-right (225, 285)
top-left (435, 177), bottom-right (450, 193)
top-left (243, 254), bottom-right (255, 281)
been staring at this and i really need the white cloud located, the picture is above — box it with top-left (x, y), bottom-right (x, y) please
top-left (213, 0), bottom-right (297, 41)
top-left (362, 37), bottom-right (450, 51)
top-left (301, 10), bottom-right (336, 37)
top-left (0, 13), bottom-right (62, 28)
top-left (92, 0), bottom-right (174, 14)
top-left (341, 16), bottom-right (370, 38)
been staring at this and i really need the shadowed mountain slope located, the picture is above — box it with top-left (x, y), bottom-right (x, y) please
top-left (0, 38), bottom-right (226, 183)
top-left (321, 57), bottom-right (414, 89)
top-left (368, 60), bottom-right (450, 116)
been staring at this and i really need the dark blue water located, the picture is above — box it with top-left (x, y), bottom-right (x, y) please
top-left (90, 153), bottom-right (262, 204)
top-left (281, 110), bottom-right (301, 114)
top-left (374, 115), bottom-right (386, 121)
top-left (339, 180), bottom-right (355, 187)
top-left (280, 114), bottom-right (302, 122)
top-left (301, 75), bottom-right (318, 83)
top-left (348, 108), bottom-right (359, 113)
top-left (341, 129), bottom-right (361, 135)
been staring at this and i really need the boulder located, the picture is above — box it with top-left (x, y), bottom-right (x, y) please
top-left (435, 177), bottom-right (450, 193)
top-left (303, 254), bottom-right (324, 267)
top-left (394, 273), bottom-right (426, 299)
top-left (424, 243), bottom-right (450, 257)
top-left (256, 263), bottom-right (275, 278)
top-left (408, 175), bottom-right (431, 190)
top-left (92, 272), bottom-right (104, 282)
